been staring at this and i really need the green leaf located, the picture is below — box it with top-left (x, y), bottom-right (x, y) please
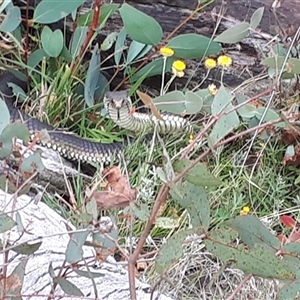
top-left (153, 91), bottom-right (186, 114)
top-left (65, 229), bottom-right (90, 263)
top-left (0, 175), bottom-right (17, 193)
top-left (209, 86), bottom-right (239, 144)
top-left (210, 227), bottom-right (239, 244)
top-left (84, 44), bottom-right (109, 106)
top-left (288, 58), bottom-right (300, 74)
top-left (131, 57), bottom-right (176, 82)
top-left (85, 198), bottom-right (98, 222)
top-left (261, 56), bottom-right (286, 70)
top-left (255, 107), bottom-right (285, 128)
top-left (33, 0), bottom-right (86, 24)
top-left (53, 277), bottom-right (84, 296)
top-left (185, 91), bottom-right (203, 114)
top-left (1, 122), bottom-right (30, 142)
top-left (0, 213), bottom-right (16, 233)
top-left (130, 202), bottom-right (150, 222)
top-left (0, 122), bottom-right (32, 172)
top-left (119, 3), bottom-right (163, 45)
top-left (250, 7), bottom-right (264, 30)
top-left (226, 215), bottom-right (281, 251)
top-left (209, 110), bottom-right (240, 145)
top-left (174, 159), bottom-right (221, 187)
top-left (28, 49), bottom-right (49, 69)
top-left (211, 85), bottom-right (232, 115)
top-left (114, 28), bottom-right (127, 65)
top-left (0, 6), bottom-right (21, 32)
top-left (101, 32), bottom-right (118, 51)
top-left (70, 26), bottom-right (88, 57)
top-left (127, 40), bottom-right (152, 65)
top-left (167, 34), bottom-right (221, 59)
top-left (277, 280), bottom-right (300, 299)
top-left (205, 242), bottom-right (296, 280)
top-left (155, 229), bottom-right (195, 274)
top-left (21, 153), bottom-right (45, 173)
top-left (73, 269), bottom-right (105, 279)
top-left (92, 216), bottom-right (118, 250)
top-left (284, 242), bottom-right (300, 256)
top-left (3, 259), bottom-right (28, 298)
top-left (12, 241), bottom-right (42, 255)
top-left (214, 22), bottom-right (250, 43)
top-left (0, 101), bottom-right (10, 135)
top-left (237, 104), bottom-right (257, 119)
top-left (41, 26), bottom-right (64, 57)
top-left (170, 181), bottom-right (210, 230)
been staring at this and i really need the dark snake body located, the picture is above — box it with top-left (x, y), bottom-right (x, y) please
top-left (0, 72), bottom-right (192, 164)
top-left (0, 72), bottom-right (123, 164)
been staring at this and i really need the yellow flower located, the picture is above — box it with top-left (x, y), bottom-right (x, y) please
top-left (204, 58), bottom-right (217, 69)
top-left (217, 55), bottom-right (232, 67)
top-left (172, 60), bottom-right (186, 77)
top-left (240, 206), bottom-right (250, 216)
top-left (160, 46), bottom-right (174, 57)
top-left (189, 134), bottom-right (194, 143)
top-left (208, 84), bottom-right (218, 95)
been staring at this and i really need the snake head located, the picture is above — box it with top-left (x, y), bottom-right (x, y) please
top-left (104, 91), bottom-right (131, 109)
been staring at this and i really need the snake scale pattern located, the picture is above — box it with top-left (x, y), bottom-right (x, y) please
top-left (0, 72), bottom-right (192, 164)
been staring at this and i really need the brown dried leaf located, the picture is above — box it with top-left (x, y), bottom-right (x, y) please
top-left (280, 128), bottom-right (300, 145)
top-left (137, 90), bottom-right (163, 121)
top-left (92, 191), bottom-right (134, 209)
top-left (92, 166), bottom-right (136, 209)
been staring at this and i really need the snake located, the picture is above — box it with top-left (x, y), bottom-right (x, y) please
top-left (0, 71), bottom-right (192, 164)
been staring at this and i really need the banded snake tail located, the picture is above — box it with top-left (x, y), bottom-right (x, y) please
top-left (0, 71), bottom-right (193, 164)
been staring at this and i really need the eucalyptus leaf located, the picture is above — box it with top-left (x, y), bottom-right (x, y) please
top-left (153, 91), bottom-right (185, 114)
top-left (34, 0), bottom-right (86, 24)
top-left (114, 28), bottom-right (127, 65)
top-left (174, 159), bottom-right (221, 187)
top-left (155, 229), bottom-right (195, 274)
top-left (0, 6), bottom-right (21, 32)
top-left (101, 32), bottom-right (118, 51)
top-left (70, 26), bottom-right (88, 57)
top-left (0, 213), bottom-right (16, 233)
top-left (214, 22), bottom-right (250, 43)
top-left (41, 26), bottom-right (64, 57)
top-left (261, 56), bottom-right (286, 70)
top-left (250, 7), bottom-right (264, 30)
top-left (167, 34), bottom-right (221, 59)
top-left (255, 107), bottom-right (285, 128)
top-left (12, 241), bottom-right (42, 255)
top-left (65, 229), bottom-right (90, 263)
top-left (0, 101), bottom-right (10, 135)
top-left (21, 153), bottom-right (45, 173)
top-left (170, 181), bottom-right (210, 230)
top-left (226, 215), bottom-right (281, 251)
top-left (277, 280), bottom-right (300, 300)
top-left (119, 3), bottom-right (163, 45)
top-left (53, 277), bottom-right (84, 296)
top-left (131, 57), bottom-right (176, 82)
top-left (288, 58), bottom-right (300, 74)
top-left (185, 91), bottom-right (203, 114)
top-left (84, 44), bottom-right (101, 107)
top-left (209, 109), bottom-right (240, 145)
top-left (28, 49), bottom-right (49, 69)
top-left (127, 41), bottom-right (152, 65)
